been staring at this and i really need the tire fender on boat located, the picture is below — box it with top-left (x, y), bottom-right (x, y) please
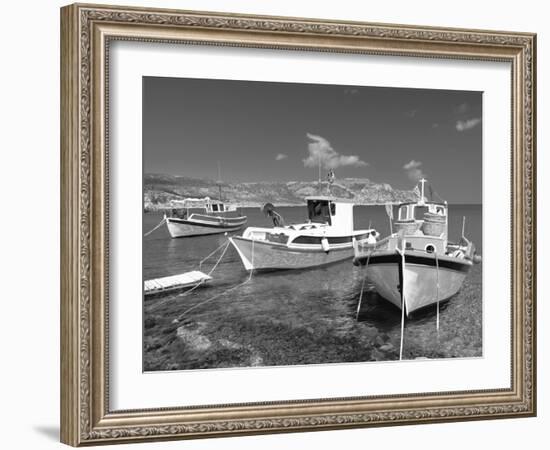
top-left (321, 237), bottom-right (330, 253)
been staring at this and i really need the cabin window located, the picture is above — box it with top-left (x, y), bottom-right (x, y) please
top-left (293, 235), bottom-right (322, 245)
top-left (307, 200), bottom-right (332, 225)
top-left (292, 235), bottom-right (352, 245)
top-left (427, 204), bottom-right (446, 216)
top-left (219, 204), bottom-right (224, 212)
top-left (330, 202), bottom-right (336, 216)
top-left (398, 206), bottom-right (410, 221)
top-left (211, 204), bottom-right (219, 212)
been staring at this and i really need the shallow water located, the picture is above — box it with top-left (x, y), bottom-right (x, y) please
top-left (143, 205), bottom-right (482, 371)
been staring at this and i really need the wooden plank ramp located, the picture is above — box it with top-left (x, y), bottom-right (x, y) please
top-left (144, 270), bottom-right (212, 298)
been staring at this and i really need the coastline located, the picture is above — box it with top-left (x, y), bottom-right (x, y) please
top-left (144, 201), bottom-right (483, 212)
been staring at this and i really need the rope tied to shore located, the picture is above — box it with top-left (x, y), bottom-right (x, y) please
top-left (172, 238), bottom-right (255, 323)
top-left (356, 249), bottom-right (372, 321)
top-left (147, 240), bottom-right (231, 313)
top-left (199, 239), bottom-right (230, 273)
top-left (435, 251), bottom-right (440, 333)
top-left (398, 239), bottom-right (407, 361)
top-left (144, 217), bottom-right (166, 237)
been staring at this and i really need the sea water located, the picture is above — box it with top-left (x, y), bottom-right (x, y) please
top-left (143, 205), bottom-right (482, 371)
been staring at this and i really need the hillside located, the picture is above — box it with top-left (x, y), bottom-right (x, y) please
top-left (143, 174), bottom-right (418, 211)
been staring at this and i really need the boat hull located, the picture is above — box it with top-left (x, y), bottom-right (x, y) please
top-left (229, 236), bottom-right (355, 271)
top-left (361, 251), bottom-right (472, 314)
top-left (166, 217), bottom-right (246, 238)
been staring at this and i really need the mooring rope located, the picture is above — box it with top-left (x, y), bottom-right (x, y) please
top-left (199, 240), bottom-right (230, 273)
top-left (435, 251), bottom-right (440, 333)
top-left (206, 241), bottom-right (231, 276)
top-left (174, 241), bottom-right (232, 299)
top-left (146, 240), bottom-right (231, 312)
top-left (143, 217), bottom-right (166, 237)
top-left (355, 250), bottom-right (372, 320)
top-left (172, 238), bottom-right (255, 323)
top-left (398, 240), bottom-right (407, 361)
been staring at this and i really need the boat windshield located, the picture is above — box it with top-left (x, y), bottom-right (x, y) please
top-left (398, 203), bottom-right (447, 221)
top-left (182, 199), bottom-right (208, 209)
top-left (398, 205), bottom-right (410, 221)
top-left (307, 200), bottom-right (332, 225)
top-left (414, 206), bottom-right (429, 220)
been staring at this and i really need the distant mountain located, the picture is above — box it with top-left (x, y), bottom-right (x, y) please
top-left (143, 174), bottom-right (419, 211)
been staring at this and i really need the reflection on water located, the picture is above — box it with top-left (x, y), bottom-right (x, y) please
top-left (143, 205), bottom-right (482, 371)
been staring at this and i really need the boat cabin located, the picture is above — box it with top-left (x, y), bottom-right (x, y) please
top-left (396, 201), bottom-right (447, 222)
top-left (305, 196), bottom-right (355, 234)
top-left (393, 201), bottom-right (448, 244)
top-left (392, 178), bottom-right (448, 239)
top-left (170, 197), bottom-right (236, 217)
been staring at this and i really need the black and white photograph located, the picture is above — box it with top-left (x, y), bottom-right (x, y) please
top-left (1, 0), bottom-right (543, 447)
top-left (142, 77), bottom-right (483, 371)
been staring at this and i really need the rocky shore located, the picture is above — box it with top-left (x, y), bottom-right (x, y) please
top-left (144, 173), bottom-right (418, 211)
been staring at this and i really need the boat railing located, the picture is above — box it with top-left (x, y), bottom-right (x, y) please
top-left (354, 235), bottom-right (391, 256)
top-left (243, 229), bottom-right (268, 241)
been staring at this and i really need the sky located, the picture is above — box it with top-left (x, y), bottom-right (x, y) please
top-left (143, 77), bottom-right (482, 203)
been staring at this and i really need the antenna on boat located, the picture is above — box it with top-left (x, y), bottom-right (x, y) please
top-left (216, 161), bottom-right (223, 202)
top-left (318, 154), bottom-right (322, 193)
top-left (327, 169), bottom-right (335, 195)
top-left (419, 178), bottom-right (427, 205)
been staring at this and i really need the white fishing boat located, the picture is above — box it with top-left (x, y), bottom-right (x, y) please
top-left (353, 179), bottom-right (481, 315)
top-left (165, 197), bottom-right (247, 238)
top-left (230, 196), bottom-right (379, 271)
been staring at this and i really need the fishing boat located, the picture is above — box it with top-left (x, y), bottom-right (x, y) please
top-left (353, 179), bottom-right (481, 315)
top-left (164, 197), bottom-right (247, 238)
top-left (230, 196), bottom-right (379, 271)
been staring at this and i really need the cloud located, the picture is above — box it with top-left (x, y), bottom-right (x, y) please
top-left (403, 160), bottom-right (421, 170)
top-left (403, 160), bottom-right (426, 182)
top-left (456, 117), bottom-right (481, 131)
top-left (275, 153), bottom-right (288, 161)
top-left (303, 133), bottom-right (367, 170)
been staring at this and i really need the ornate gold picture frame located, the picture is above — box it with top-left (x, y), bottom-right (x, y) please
top-left (60, 3), bottom-right (536, 446)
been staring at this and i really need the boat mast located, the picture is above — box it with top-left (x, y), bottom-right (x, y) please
top-left (318, 154), bottom-right (322, 193)
top-left (217, 161), bottom-right (223, 202)
top-left (419, 178), bottom-right (427, 205)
